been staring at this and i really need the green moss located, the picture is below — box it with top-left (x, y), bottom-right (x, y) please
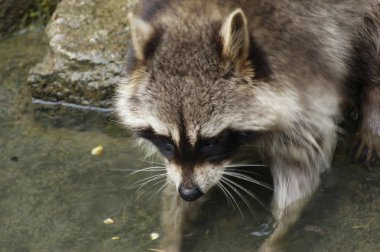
top-left (25, 0), bottom-right (61, 26)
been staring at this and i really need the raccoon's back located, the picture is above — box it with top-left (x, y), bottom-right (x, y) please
top-left (139, 0), bottom-right (373, 86)
top-left (236, 0), bottom-right (372, 83)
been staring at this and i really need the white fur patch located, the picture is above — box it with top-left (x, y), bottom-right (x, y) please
top-left (193, 163), bottom-right (225, 192)
top-left (165, 162), bottom-right (226, 193)
top-left (115, 76), bottom-right (172, 136)
top-left (166, 163), bottom-right (182, 189)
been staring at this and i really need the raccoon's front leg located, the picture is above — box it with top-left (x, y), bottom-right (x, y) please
top-left (354, 85), bottom-right (380, 163)
top-left (160, 180), bottom-right (205, 252)
top-left (259, 158), bottom-right (321, 251)
top-left (353, 8), bottom-right (380, 163)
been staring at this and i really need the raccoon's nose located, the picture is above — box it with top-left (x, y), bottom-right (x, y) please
top-left (178, 183), bottom-right (203, 202)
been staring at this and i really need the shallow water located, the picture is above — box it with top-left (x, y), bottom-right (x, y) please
top-left (0, 31), bottom-right (379, 252)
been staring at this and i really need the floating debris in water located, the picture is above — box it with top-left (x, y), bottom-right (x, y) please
top-left (150, 232), bottom-right (160, 240)
top-left (103, 218), bottom-right (114, 225)
top-left (111, 236), bottom-right (120, 240)
top-left (91, 145), bottom-right (104, 156)
top-left (351, 217), bottom-right (374, 230)
top-left (304, 225), bottom-right (325, 235)
top-left (148, 249), bottom-right (166, 252)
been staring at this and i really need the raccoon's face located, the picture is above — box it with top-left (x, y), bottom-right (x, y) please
top-left (116, 8), bottom-right (296, 201)
top-left (135, 126), bottom-right (257, 201)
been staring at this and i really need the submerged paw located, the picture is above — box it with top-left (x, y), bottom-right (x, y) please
top-left (251, 222), bottom-right (275, 237)
top-left (352, 131), bottom-right (380, 163)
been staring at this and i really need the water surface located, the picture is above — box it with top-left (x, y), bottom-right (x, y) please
top-left (0, 31), bottom-right (379, 252)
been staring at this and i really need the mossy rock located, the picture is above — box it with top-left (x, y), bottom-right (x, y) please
top-left (0, 0), bottom-right (60, 38)
top-left (28, 0), bottom-right (138, 108)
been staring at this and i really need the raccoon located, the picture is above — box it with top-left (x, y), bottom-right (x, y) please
top-left (115, 0), bottom-right (380, 251)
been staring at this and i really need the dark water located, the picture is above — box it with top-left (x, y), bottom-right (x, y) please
top-left (0, 31), bottom-right (379, 252)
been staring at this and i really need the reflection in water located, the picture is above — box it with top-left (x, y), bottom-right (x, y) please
top-left (0, 31), bottom-right (379, 252)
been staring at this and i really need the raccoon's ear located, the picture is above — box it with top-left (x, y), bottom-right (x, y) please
top-left (128, 13), bottom-right (155, 61)
top-left (220, 9), bottom-right (249, 62)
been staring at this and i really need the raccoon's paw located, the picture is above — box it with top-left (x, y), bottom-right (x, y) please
top-left (352, 130), bottom-right (380, 163)
top-left (251, 222), bottom-right (275, 237)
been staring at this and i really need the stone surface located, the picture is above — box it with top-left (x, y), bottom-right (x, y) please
top-left (28, 0), bottom-right (138, 108)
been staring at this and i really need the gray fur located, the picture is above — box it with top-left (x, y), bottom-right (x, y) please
top-left (115, 0), bottom-right (380, 251)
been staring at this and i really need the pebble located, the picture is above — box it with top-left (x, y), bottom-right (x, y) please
top-left (91, 145), bottom-right (104, 156)
top-left (150, 232), bottom-right (160, 240)
top-left (103, 218), bottom-right (114, 225)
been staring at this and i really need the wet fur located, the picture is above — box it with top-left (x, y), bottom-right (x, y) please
top-left (115, 0), bottom-right (380, 251)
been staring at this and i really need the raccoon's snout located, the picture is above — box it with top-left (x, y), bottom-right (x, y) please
top-left (178, 183), bottom-right (204, 202)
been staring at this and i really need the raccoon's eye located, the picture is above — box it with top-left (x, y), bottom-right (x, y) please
top-left (135, 128), bottom-right (176, 159)
top-left (156, 139), bottom-right (176, 159)
top-left (198, 129), bottom-right (254, 163)
top-left (199, 136), bottom-right (227, 161)
top-left (202, 138), bottom-right (220, 148)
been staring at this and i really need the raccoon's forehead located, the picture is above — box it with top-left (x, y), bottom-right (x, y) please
top-left (149, 35), bottom-right (224, 79)
top-left (142, 113), bottom-right (231, 145)
top-left (143, 82), bottom-right (232, 144)
top-left (116, 75), bottom-right (233, 144)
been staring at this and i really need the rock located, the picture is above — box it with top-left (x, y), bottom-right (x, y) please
top-left (0, 0), bottom-right (33, 38)
top-left (28, 0), bottom-right (138, 108)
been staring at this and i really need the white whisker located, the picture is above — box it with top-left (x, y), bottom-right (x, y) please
top-left (107, 169), bottom-right (135, 172)
top-left (140, 177), bottom-right (167, 193)
top-left (135, 175), bottom-right (167, 190)
top-left (136, 177), bottom-right (167, 199)
top-left (128, 173), bottom-right (167, 189)
top-left (223, 171), bottom-right (273, 191)
top-left (149, 182), bottom-right (169, 199)
top-left (107, 166), bottom-right (166, 173)
top-left (222, 177), bottom-right (270, 213)
top-left (130, 166), bottom-right (166, 175)
top-left (220, 179), bottom-right (244, 218)
top-left (221, 178), bottom-right (255, 215)
top-left (217, 182), bottom-right (234, 209)
top-left (225, 168), bottom-right (262, 176)
top-left (224, 164), bottom-right (267, 168)
top-left (137, 159), bottom-right (166, 165)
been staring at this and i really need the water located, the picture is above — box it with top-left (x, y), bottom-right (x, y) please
top-left (0, 31), bottom-right (379, 252)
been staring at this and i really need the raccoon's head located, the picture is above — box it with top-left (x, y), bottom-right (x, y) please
top-left (116, 8), bottom-right (298, 201)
